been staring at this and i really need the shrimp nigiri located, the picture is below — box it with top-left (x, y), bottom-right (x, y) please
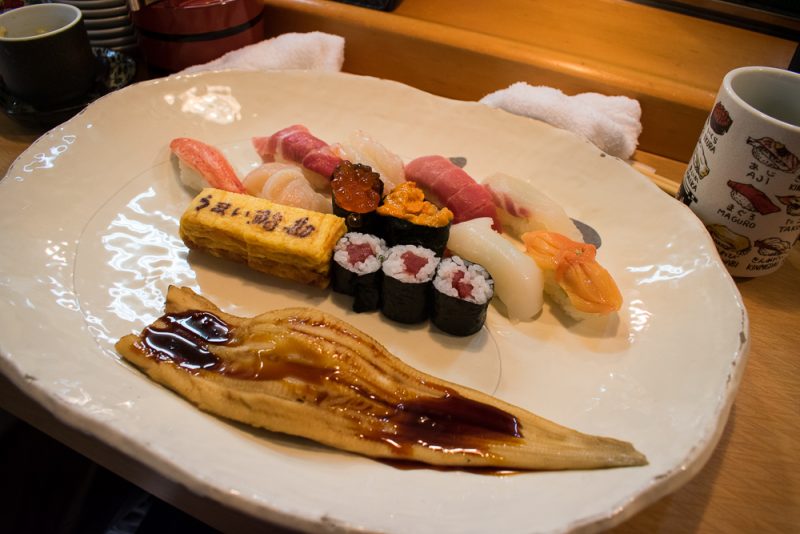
top-left (522, 231), bottom-right (622, 319)
top-left (170, 137), bottom-right (245, 194)
top-left (243, 162), bottom-right (331, 214)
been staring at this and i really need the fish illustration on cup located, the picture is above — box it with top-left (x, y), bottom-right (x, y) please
top-left (709, 101), bottom-right (733, 135)
top-left (754, 237), bottom-right (792, 256)
top-left (679, 66), bottom-right (800, 277)
top-left (707, 224), bottom-right (751, 255)
top-left (727, 180), bottom-right (781, 215)
top-left (776, 195), bottom-right (800, 216)
top-left (747, 137), bottom-right (800, 173)
top-left (693, 145), bottom-right (710, 178)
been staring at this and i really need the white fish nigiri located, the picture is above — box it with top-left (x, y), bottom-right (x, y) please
top-left (243, 162), bottom-right (331, 214)
top-left (483, 172), bottom-right (583, 242)
top-left (334, 130), bottom-right (405, 192)
top-left (447, 217), bottom-right (543, 321)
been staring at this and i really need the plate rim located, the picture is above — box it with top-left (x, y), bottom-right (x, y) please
top-left (0, 69), bottom-right (751, 533)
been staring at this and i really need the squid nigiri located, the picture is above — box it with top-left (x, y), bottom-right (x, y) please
top-left (333, 130), bottom-right (406, 192)
top-left (483, 172), bottom-right (583, 242)
top-left (170, 137), bottom-right (246, 194)
top-left (522, 231), bottom-right (622, 319)
top-left (447, 217), bottom-right (543, 321)
top-left (243, 162), bottom-right (331, 214)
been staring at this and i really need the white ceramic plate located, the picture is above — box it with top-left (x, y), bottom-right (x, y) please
top-left (0, 71), bottom-right (748, 533)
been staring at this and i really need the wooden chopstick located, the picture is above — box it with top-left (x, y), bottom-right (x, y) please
top-left (630, 161), bottom-right (681, 197)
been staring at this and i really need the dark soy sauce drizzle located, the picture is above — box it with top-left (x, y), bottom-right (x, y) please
top-left (142, 311), bottom-right (334, 382)
top-left (397, 392), bottom-right (521, 438)
top-left (369, 390), bottom-right (523, 456)
top-left (142, 310), bottom-right (524, 458)
top-left (143, 311), bottom-right (230, 370)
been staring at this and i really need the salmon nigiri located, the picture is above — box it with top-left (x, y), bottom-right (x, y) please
top-left (522, 231), bottom-right (622, 319)
top-left (170, 137), bottom-right (246, 194)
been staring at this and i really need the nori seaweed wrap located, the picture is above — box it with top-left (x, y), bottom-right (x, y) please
top-left (382, 216), bottom-right (450, 257)
top-left (377, 182), bottom-right (453, 256)
top-left (432, 256), bottom-right (494, 336)
top-left (331, 160), bottom-right (384, 235)
top-left (380, 245), bottom-right (440, 324)
top-left (331, 233), bottom-right (387, 312)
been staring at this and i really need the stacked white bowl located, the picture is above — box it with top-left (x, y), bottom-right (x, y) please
top-left (55, 0), bottom-right (137, 53)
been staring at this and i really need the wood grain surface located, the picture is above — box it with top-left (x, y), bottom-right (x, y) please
top-left (258, 0), bottom-right (796, 162)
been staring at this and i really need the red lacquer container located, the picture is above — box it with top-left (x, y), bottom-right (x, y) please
top-left (132, 0), bottom-right (265, 73)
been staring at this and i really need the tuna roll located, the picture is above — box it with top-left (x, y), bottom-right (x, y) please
top-left (381, 245), bottom-right (439, 324)
top-left (377, 182), bottom-right (453, 256)
top-left (331, 160), bottom-right (384, 234)
top-left (331, 233), bottom-right (387, 312)
top-left (432, 256), bottom-right (494, 336)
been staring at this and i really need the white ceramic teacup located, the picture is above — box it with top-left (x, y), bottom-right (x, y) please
top-left (678, 66), bottom-right (800, 278)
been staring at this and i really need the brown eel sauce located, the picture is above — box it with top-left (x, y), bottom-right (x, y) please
top-left (143, 311), bottom-right (229, 370)
top-left (141, 310), bottom-right (522, 461)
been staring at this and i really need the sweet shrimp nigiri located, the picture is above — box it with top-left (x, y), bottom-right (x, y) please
top-left (522, 231), bottom-right (622, 320)
top-left (170, 137), bottom-right (246, 194)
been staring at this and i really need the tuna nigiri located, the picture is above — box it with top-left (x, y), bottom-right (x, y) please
top-left (243, 162), bottom-right (331, 214)
top-left (522, 231), bottom-right (622, 319)
top-left (170, 137), bottom-right (246, 194)
top-left (405, 156), bottom-right (500, 230)
top-left (447, 218), bottom-right (543, 321)
top-left (483, 172), bottom-right (583, 242)
top-left (252, 125), bottom-right (342, 190)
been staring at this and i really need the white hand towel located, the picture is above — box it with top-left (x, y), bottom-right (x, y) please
top-left (180, 32), bottom-right (345, 74)
top-left (480, 82), bottom-right (642, 160)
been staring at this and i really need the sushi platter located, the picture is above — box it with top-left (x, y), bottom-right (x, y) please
top-left (0, 70), bottom-right (748, 533)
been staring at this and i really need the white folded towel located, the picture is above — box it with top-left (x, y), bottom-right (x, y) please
top-left (480, 82), bottom-right (642, 160)
top-left (180, 32), bottom-right (345, 75)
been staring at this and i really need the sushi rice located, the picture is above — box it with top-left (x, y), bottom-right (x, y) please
top-left (433, 257), bottom-right (493, 304)
top-left (382, 244), bottom-right (439, 282)
top-left (333, 232), bottom-right (387, 274)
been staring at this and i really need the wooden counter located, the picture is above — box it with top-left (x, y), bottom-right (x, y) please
top-left (260, 0), bottom-right (796, 164)
top-left (1, 1), bottom-right (798, 530)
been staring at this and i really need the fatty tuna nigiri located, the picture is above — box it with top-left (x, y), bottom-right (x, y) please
top-left (170, 137), bottom-right (246, 194)
top-left (522, 231), bottom-right (622, 319)
top-left (405, 156), bottom-right (500, 231)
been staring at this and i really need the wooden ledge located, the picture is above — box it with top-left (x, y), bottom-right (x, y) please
top-left (260, 0), bottom-right (796, 163)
